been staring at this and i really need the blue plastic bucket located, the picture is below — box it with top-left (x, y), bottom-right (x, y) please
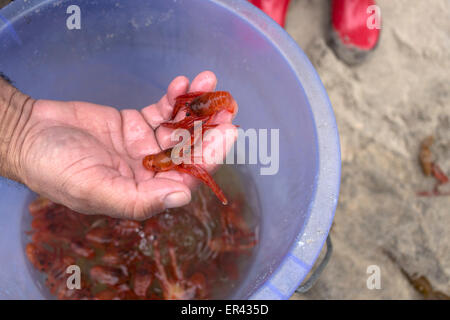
top-left (0, 0), bottom-right (340, 299)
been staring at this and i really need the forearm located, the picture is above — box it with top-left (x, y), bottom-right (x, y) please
top-left (0, 74), bottom-right (34, 183)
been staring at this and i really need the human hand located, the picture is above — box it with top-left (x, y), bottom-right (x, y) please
top-left (15, 71), bottom-right (237, 219)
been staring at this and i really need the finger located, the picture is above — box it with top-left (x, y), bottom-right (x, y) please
top-left (189, 70), bottom-right (217, 92)
top-left (155, 104), bottom-right (238, 150)
top-left (121, 109), bottom-right (160, 159)
top-left (121, 109), bottom-right (161, 182)
top-left (154, 125), bottom-right (183, 150)
top-left (206, 96), bottom-right (239, 124)
top-left (196, 123), bottom-right (238, 172)
top-left (157, 123), bottom-right (238, 188)
top-left (167, 76), bottom-right (190, 105)
top-left (141, 76), bottom-right (189, 129)
top-left (75, 169), bottom-right (191, 220)
top-left (154, 170), bottom-right (185, 184)
top-left (155, 71), bottom-right (218, 150)
top-left (155, 105), bottom-right (235, 151)
top-left (133, 177), bottom-right (192, 220)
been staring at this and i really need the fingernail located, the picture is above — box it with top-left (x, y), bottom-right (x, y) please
top-left (164, 192), bottom-right (190, 209)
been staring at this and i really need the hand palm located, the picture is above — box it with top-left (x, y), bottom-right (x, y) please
top-left (20, 72), bottom-right (236, 219)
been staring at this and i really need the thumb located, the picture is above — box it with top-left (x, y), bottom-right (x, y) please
top-left (132, 177), bottom-right (192, 220)
top-left (70, 169), bottom-right (191, 220)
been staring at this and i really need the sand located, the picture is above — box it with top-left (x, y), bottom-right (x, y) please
top-left (286, 0), bottom-right (450, 299)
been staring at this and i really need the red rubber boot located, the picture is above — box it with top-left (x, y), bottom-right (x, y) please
top-left (329, 0), bottom-right (381, 65)
top-left (248, 0), bottom-right (291, 27)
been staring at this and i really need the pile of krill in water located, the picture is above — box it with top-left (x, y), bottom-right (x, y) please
top-left (25, 186), bottom-right (257, 300)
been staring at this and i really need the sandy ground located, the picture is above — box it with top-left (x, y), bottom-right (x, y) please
top-left (1, 0), bottom-right (448, 299)
top-left (286, 0), bottom-right (450, 299)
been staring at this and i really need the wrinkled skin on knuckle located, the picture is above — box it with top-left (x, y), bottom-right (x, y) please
top-left (131, 195), bottom-right (166, 221)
